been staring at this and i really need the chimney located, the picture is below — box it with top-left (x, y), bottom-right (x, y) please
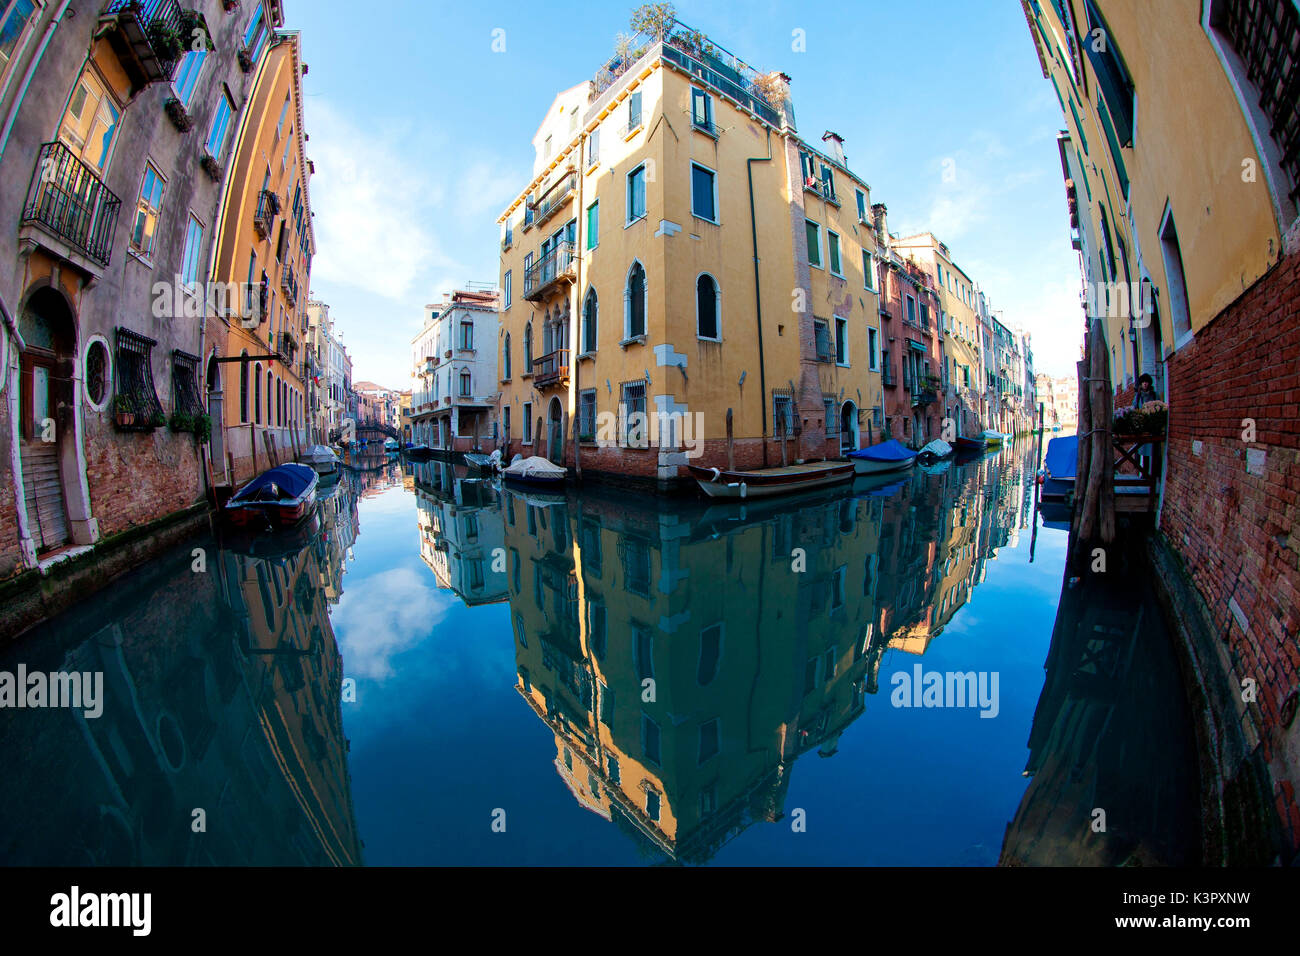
top-left (871, 203), bottom-right (888, 244)
top-left (822, 130), bottom-right (846, 166)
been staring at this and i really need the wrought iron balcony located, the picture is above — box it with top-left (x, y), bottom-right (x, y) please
top-left (532, 349), bottom-right (570, 389)
top-left (103, 0), bottom-right (187, 89)
top-left (530, 172), bottom-right (575, 229)
top-left (881, 366), bottom-right (896, 387)
top-left (253, 189), bottom-right (279, 239)
top-left (524, 241), bottom-right (575, 302)
top-left (22, 141), bottom-right (122, 267)
top-left (281, 264), bottom-right (298, 305)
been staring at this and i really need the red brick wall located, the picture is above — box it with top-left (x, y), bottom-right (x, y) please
top-left (86, 424), bottom-right (204, 538)
top-left (1161, 247), bottom-right (1300, 853)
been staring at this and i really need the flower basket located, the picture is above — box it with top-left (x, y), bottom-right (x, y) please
top-left (169, 410), bottom-right (195, 433)
top-left (111, 395), bottom-right (135, 429)
top-left (146, 18), bottom-right (184, 63)
top-left (164, 96), bottom-right (193, 132)
top-left (200, 153), bottom-right (223, 181)
top-left (237, 47), bottom-right (253, 72)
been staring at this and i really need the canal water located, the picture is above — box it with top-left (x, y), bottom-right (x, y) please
top-left (0, 439), bottom-right (1200, 866)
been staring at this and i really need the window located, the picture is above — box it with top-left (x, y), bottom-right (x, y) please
top-left (625, 261), bottom-right (646, 339)
top-left (696, 273), bottom-right (719, 339)
top-left (691, 87), bottom-right (713, 131)
top-left (459, 370), bottom-right (471, 397)
top-left (113, 328), bottom-right (163, 424)
top-left (863, 250), bottom-right (876, 291)
top-left (1080, 0), bottom-right (1135, 147)
top-left (828, 231), bottom-right (842, 276)
top-left (503, 270), bottom-right (512, 308)
top-left (691, 162), bottom-right (717, 222)
top-left (698, 717), bottom-right (720, 763)
top-left (524, 322), bottom-right (533, 368)
top-left (172, 49), bottom-right (207, 107)
top-left (906, 294), bottom-right (917, 325)
top-left (621, 380), bottom-right (647, 447)
top-left (243, 3), bottom-right (269, 59)
top-left (628, 89), bottom-right (642, 131)
top-left (920, 303), bottom-right (930, 330)
top-left (522, 252), bottom-right (534, 295)
top-left (586, 200), bottom-right (599, 250)
top-left (543, 134), bottom-right (551, 160)
top-left (253, 362), bottom-right (262, 423)
top-left (868, 327), bottom-right (879, 370)
top-left (205, 89), bottom-right (234, 158)
top-left (819, 162), bottom-right (836, 202)
top-left (587, 127), bottom-right (600, 167)
top-left (773, 392), bottom-right (794, 437)
top-left (58, 69), bottom-right (120, 173)
top-left (856, 188), bottom-right (868, 222)
top-left (937, 263), bottom-right (944, 287)
top-left (238, 353), bottom-right (249, 422)
top-left (834, 316), bottom-right (848, 364)
top-left (279, 123), bottom-right (292, 168)
top-left (698, 624), bottom-right (722, 685)
top-left (813, 318), bottom-right (833, 362)
top-left (634, 627), bottom-right (654, 680)
top-left (522, 401), bottom-right (532, 442)
top-left (459, 320), bottom-right (473, 351)
top-left (583, 287), bottom-right (598, 353)
top-left (627, 164), bottom-right (646, 222)
top-left (806, 220), bottom-right (822, 267)
top-left (1159, 206), bottom-right (1193, 341)
top-left (503, 404), bottom-right (511, 441)
top-left (180, 215), bottom-right (204, 290)
top-left (645, 788), bottom-right (661, 822)
top-left (129, 164), bottom-right (165, 258)
top-left (579, 389), bottom-right (596, 441)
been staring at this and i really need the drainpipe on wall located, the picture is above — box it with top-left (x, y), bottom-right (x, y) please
top-left (746, 130), bottom-right (774, 466)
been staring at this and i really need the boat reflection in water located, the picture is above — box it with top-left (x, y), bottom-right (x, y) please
top-left (412, 448), bottom-right (1043, 863)
top-left (0, 474), bottom-right (367, 866)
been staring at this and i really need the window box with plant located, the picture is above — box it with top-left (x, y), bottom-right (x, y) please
top-left (164, 96), bottom-right (193, 132)
top-left (200, 152), bottom-right (223, 181)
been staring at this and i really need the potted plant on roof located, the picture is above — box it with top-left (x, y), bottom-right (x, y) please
top-left (112, 394), bottom-right (135, 429)
top-left (630, 2), bottom-right (676, 41)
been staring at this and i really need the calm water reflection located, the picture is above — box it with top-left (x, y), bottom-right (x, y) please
top-left (0, 440), bottom-right (1198, 865)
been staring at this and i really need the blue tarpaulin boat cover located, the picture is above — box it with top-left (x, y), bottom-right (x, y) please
top-left (849, 439), bottom-right (917, 463)
top-left (1044, 435), bottom-right (1078, 479)
top-left (232, 463), bottom-right (316, 502)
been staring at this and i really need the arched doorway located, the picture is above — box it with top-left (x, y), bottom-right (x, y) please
top-left (547, 397), bottom-right (564, 464)
top-left (17, 288), bottom-right (77, 553)
top-left (840, 401), bottom-right (858, 453)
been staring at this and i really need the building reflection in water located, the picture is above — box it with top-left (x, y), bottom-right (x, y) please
top-left (414, 450), bottom-right (1035, 863)
top-left (0, 473), bottom-right (366, 866)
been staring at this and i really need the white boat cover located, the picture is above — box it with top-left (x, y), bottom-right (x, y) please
top-left (503, 455), bottom-right (564, 478)
top-left (919, 439), bottom-right (952, 458)
top-left (301, 444), bottom-right (339, 465)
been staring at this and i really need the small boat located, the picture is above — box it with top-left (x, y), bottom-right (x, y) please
top-left (464, 451), bottom-right (500, 474)
top-left (503, 455), bottom-right (566, 487)
top-left (981, 430), bottom-right (1005, 447)
top-left (220, 508), bottom-right (321, 559)
top-left (686, 460), bottom-right (854, 499)
top-left (952, 435), bottom-right (988, 452)
top-left (1041, 434), bottom-right (1079, 504)
top-left (917, 438), bottom-right (953, 461)
top-left (404, 443), bottom-right (435, 460)
top-left (225, 463), bottom-right (319, 528)
top-left (300, 443), bottom-right (339, 475)
top-left (846, 439), bottom-right (918, 476)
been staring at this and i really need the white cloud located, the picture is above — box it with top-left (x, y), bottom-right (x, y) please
top-left (332, 564), bottom-right (448, 680)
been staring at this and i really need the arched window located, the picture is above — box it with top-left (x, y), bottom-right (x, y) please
top-left (583, 287), bottom-right (598, 353)
top-left (266, 370), bottom-right (272, 425)
top-left (696, 273), bottom-right (719, 339)
top-left (503, 332), bottom-right (511, 378)
top-left (253, 362), bottom-right (262, 424)
top-left (625, 261), bottom-right (646, 339)
top-left (524, 322), bottom-right (533, 371)
top-left (239, 351), bottom-right (249, 422)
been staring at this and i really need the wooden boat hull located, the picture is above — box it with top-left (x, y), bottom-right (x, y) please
top-left (952, 436), bottom-right (987, 452)
top-left (687, 461), bottom-right (854, 499)
top-left (225, 489), bottom-right (317, 528)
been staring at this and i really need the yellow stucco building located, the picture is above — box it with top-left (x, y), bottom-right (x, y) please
top-left (495, 21), bottom-right (883, 488)
top-left (207, 28), bottom-right (314, 484)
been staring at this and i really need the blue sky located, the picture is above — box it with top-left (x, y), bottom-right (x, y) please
top-left (293, 0), bottom-right (1084, 389)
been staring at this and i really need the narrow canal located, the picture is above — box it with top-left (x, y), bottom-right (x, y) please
top-left (0, 440), bottom-right (1201, 866)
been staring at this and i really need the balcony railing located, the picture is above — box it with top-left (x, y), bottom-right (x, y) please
top-left (531, 173), bottom-right (575, 229)
top-left (882, 366), bottom-right (896, 387)
top-left (253, 189), bottom-right (279, 238)
top-left (104, 0), bottom-right (187, 87)
top-left (532, 349), bottom-right (570, 389)
top-left (281, 264), bottom-right (298, 305)
top-left (22, 141), bottom-right (122, 267)
top-left (524, 241), bottom-right (575, 302)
